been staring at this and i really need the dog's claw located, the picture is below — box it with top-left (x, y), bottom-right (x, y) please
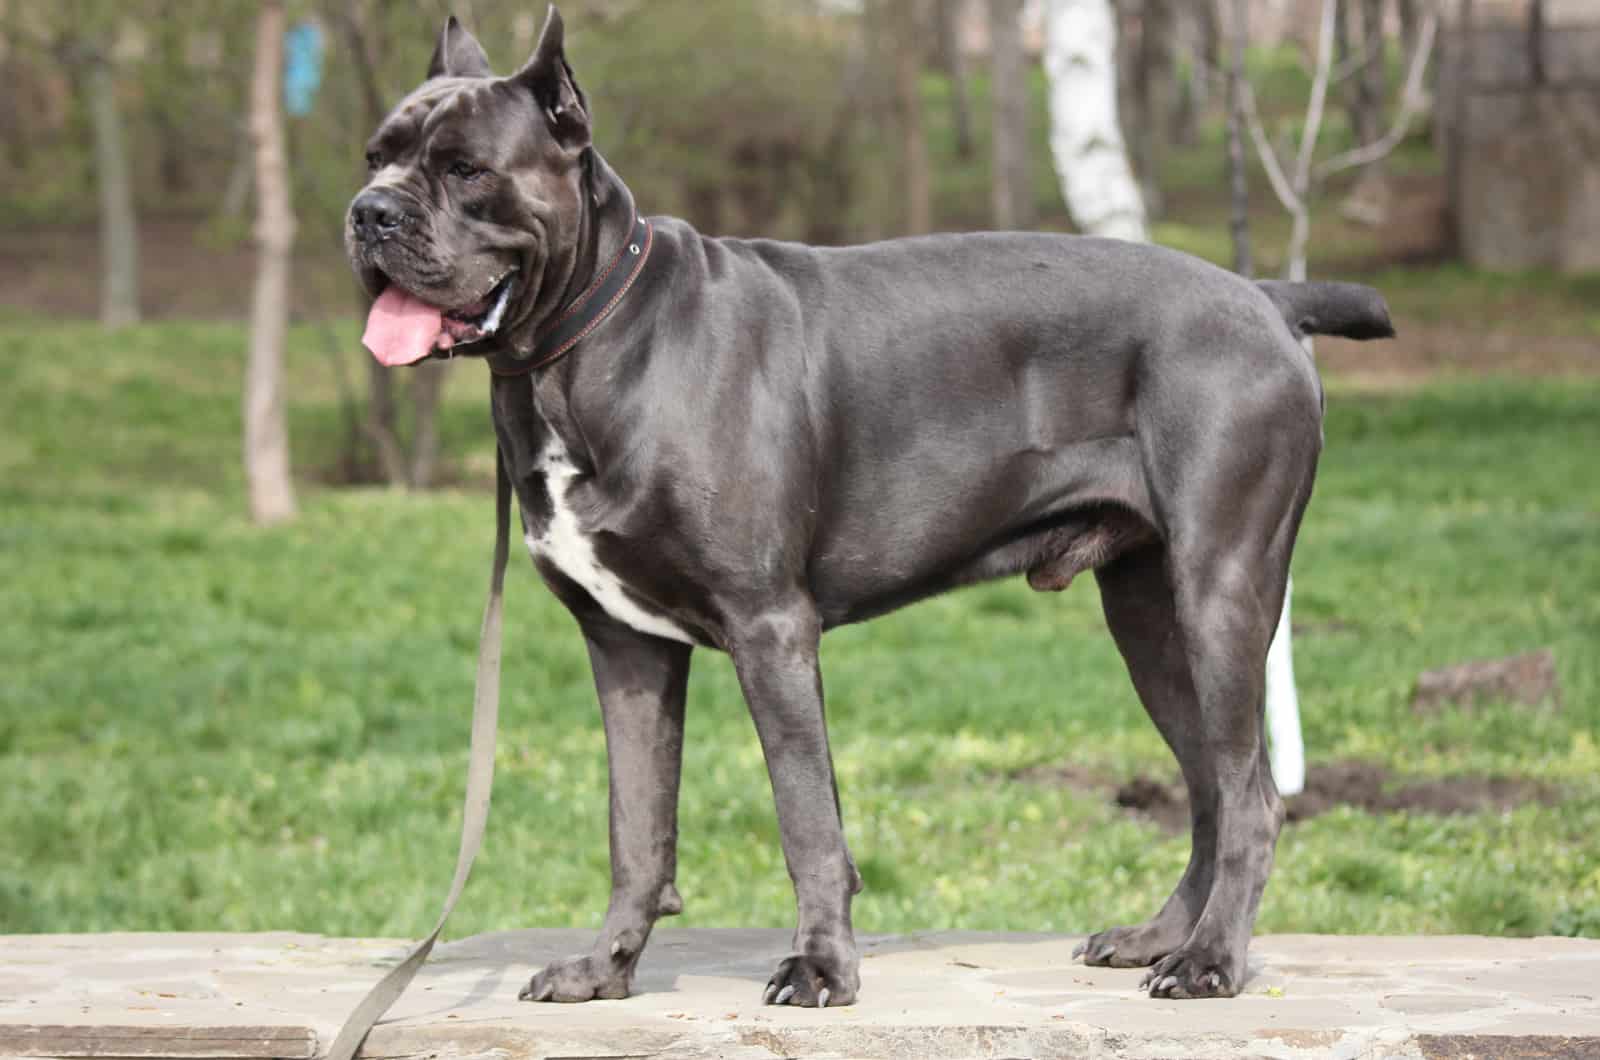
top-left (1094, 944), bottom-right (1116, 963)
top-left (1208, 972), bottom-right (1221, 991)
top-left (1156, 975), bottom-right (1178, 995)
top-left (1072, 941), bottom-right (1087, 960)
top-left (818, 987), bottom-right (830, 1008)
top-left (775, 984), bottom-right (796, 1005)
top-left (518, 974), bottom-right (555, 1003)
top-left (763, 983), bottom-right (778, 1004)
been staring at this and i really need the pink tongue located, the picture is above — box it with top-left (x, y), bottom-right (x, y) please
top-left (363, 287), bottom-right (443, 366)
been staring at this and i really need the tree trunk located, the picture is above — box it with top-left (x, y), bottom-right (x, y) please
top-left (219, 119), bottom-right (253, 219)
top-left (1344, 0), bottom-right (1393, 222)
top-left (1398, 0), bottom-right (1420, 64)
top-left (86, 56), bottom-right (139, 328)
top-left (805, 37), bottom-right (868, 246)
top-left (1526, 0), bottom-right (1546, 87)
top-left (1041, 0), bottom-right (1147, 241)
top-left (1334, 0), bottom-right (1354, 125)
top-left (1354, 0), bottom-right (1386, 148)
top-left (152, 6), bottom-right (190, 197)
top-left (1224, 0), bottom-right (1252, 276)
top-left (989, 0), bottom-right (1034, 229)
top-left (408, 363), bottom-right (446, 489)
top-left (891, 0), bottom-right (932, 235)
top-left (1448, 0), bottom-right (1475, 254)
top-left (245, 0), bottom-right (298, 525)
top-left (934, 0), bottom-right (974, 159)
top-left (1171, 0), bottom-right (1217, 146)
top-left (1133, 0), bottom-right (1175, 220)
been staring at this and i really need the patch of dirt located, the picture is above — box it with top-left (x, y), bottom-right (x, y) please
top-left (1023, 759), bottom-right (1557, 835)
top-left (1280, 760), bottom-right (1555, 824)
top-left (1412, 648), bottom-right (1562, 714)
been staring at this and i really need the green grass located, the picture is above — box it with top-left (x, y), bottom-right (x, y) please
top-left (2, 317), bottom-right (1597, 944)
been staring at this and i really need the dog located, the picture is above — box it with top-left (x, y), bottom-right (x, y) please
top-left (345, 8), bottom-right (1394, 1008)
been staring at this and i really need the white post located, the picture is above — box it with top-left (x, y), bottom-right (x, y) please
top-left (1265, 580), bottom-right (1305, 795)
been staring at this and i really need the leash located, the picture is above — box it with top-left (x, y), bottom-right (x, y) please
top-left (325, 215), bottom-right (656, 1059)
top-left (323, 449), bottom-right (510, 1060)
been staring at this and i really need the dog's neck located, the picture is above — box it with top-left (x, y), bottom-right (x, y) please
top-left (495, 151), bottom-right (641, 474)
top-left (514, 151), bottom-right (637, 357)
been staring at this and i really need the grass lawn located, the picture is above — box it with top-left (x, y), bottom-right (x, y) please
top-left (2, 315), bottom-right (1597, 947)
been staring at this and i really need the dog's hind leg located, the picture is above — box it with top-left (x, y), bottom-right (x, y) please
top-left (1132, 361), bottom-right (1313, 999)
top-left (1137, 532), bottom-right (1293, 999)
top-left (520, 622), bottom-right (691, 1003)
top-left (1076, 544), bottom-right (1217, 969)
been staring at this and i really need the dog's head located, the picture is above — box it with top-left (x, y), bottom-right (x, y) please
top-left (347, 7), bottom-right (592, 366)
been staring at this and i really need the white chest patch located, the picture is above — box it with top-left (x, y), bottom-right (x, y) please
top-left (524, 436), bottom-right (695, 645)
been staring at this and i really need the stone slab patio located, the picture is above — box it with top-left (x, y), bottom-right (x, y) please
top-left (2, 930), bottom-right (1597, 1059)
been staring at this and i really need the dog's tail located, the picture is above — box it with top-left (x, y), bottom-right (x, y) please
top-left (1256, 280), bottom-right (1396, 341)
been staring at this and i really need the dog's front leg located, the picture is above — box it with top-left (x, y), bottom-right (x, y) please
top-left (520, 621), bottom-right (691, 1003)
top-left (732, 601), bottom-right (863, 1008)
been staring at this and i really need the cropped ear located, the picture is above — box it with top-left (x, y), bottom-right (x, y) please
top-left (509, 6), bottom-right (590, 151)
top-left (427, 16), bottom-right (492, 79)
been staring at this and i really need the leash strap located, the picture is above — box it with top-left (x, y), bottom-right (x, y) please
top-left (324, 443), bottom-right (511, 1060)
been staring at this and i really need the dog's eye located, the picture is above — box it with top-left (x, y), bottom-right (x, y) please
top-left (365, 151), bottom-right (382, 172)
top-left (448, 160), bottom-right (484, 181)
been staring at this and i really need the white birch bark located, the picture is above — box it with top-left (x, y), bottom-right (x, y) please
top-left (1040, 0), bottom-right (1147, 241)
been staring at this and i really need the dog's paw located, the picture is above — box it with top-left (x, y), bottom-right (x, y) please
top-left (1138, 947), bottom-right (1239, 999)
top-left (761, 953), bottom-right (858, 1008)
top-left (519, 954), bottom-right (630, 1003)
top-left (1072, 920), bottom-right (1187, 968)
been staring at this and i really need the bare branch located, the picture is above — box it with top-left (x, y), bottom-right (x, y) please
top-left (1243, 83), bottom-right (1301, 214)
top-left (1293, 0), bottom-right (1339, 195)
top-left (1316, 8), bottom-right (1440, 180)
top-left (1332, 39), bottom-right (1383, 86)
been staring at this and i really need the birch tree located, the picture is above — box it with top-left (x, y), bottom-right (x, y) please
top-left (244, 0), bottom-right (297, 525)
top-left (1040, 0), bottom-right (1146, 241)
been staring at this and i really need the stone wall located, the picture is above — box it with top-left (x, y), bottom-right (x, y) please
top-left (1442, 21), bottom-right (1600, 272)
top-left (1458, 88), bottom-right (1600, 271)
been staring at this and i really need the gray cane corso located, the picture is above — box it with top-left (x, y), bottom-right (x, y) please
top-left (346, 9), bottom-right (1394, 1007)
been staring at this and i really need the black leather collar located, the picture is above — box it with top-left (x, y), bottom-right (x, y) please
top-left (488, 214), bottom-right (653, 377)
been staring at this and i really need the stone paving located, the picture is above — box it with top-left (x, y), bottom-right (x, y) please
top-left (2, 930), bottom-right (1597, 1058)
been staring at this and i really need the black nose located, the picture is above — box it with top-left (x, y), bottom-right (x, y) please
top-left (350, 188), bottom-right (410, 242)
